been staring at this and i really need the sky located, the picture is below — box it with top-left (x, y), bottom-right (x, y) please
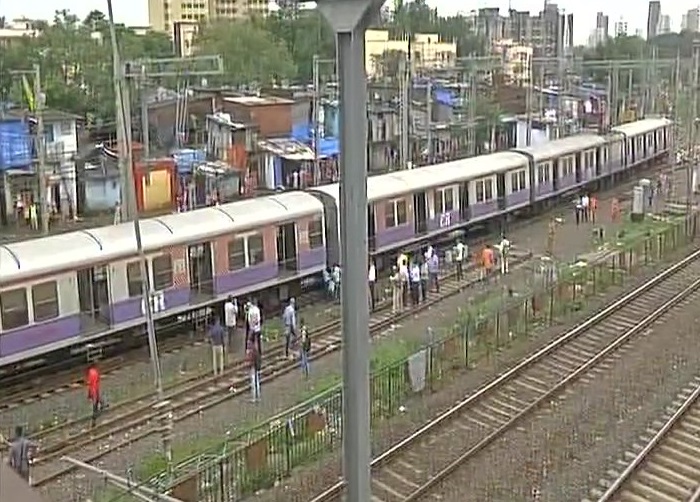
top-left (3, 0), bottom-right (700, 44)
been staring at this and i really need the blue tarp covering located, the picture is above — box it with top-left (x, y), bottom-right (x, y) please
top-left (291, 121), bottom-right (340, 157)
top-left (0, 119), bottom-right (32, 170)
top-left (172, 148), bottom-right (205, 174)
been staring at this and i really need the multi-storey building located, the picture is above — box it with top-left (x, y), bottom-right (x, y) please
top-left (148, 0), bottom-right (270, 34)
top-left (686, 8), bottom-right (700, 33)
top-left (614, 18), bottom-right (628, 37)
top-left (647, 1), bottom-right (661, 39)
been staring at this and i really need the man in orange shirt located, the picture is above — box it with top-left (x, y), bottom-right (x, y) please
top-left (482, 245), bottom-right (494, 282)
top-left (87, 363), bottom-right (105, 427)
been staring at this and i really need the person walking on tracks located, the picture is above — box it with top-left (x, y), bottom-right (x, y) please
top-left (7, 425), bottom-right (34, 482)
top-left (409, 261), bottom-right (421, 305)
top-left (247, 341), bottom-right (262, 402)
top-left (299, 319), bottom-right (311, 378)
top-left (86, 363), bottom-right (105, 427)
top-left (282, 298), bottom-right (297, 359)
top-left (223, 296), bottom-right (238, 353)
top-left (247, 299), bottom-right (263, 356)
top-left (390, 266), bottom-right (402, 313)
top-left (454, 240), bottom-right (466, 281)
top-left (368, 260), bottom-right (377, 312)
top-left (209, 317), bottom-right (226, 376)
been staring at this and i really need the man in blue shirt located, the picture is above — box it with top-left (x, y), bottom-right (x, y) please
top-left (209, 317), bottom-right (225, 376)
top-left (282, 298), bottom-right (297, 359)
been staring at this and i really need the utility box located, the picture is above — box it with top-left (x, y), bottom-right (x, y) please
top-left (631, 186), bottom-right (645, 222)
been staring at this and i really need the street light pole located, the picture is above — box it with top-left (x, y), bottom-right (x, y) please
top-left (318, 1), bottom-right (382, 500)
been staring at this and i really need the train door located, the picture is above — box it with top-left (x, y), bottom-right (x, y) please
top-left (188, 242), bottom-right (214, 299)
top-left (413, 191), bottom-right (427, 235)
top-left (496, 174), bottom-right (506, 211)
top-left (552, 160), bottom-right (559, 192)
top-left (574, 152), bottom-right (582, 184)
top-left (653, 131), bottom-right (659, 154)
top-left (459, 181), bottom-right (471, 221)
top-left (629, 138), bottom-right (636, 165)
top-left (367, 206), bottom-right (376, 252)
top-left (77, 266), bottom-right (110, 326)
top-left (595, 148), bottom-right (602, 177)
top-left (277, 223), bottom-right (298, 273)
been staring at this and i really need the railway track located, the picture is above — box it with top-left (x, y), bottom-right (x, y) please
top-left (309, 246), bottom-right (700, 502)
top-left (0, 161), bottom-right (673, 413)
top-left (590, 378), bottom-right (700, 502)
top-left (28, 248), bottom-right (533, 488)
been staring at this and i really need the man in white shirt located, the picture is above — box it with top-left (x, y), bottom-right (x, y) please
top-left (246, 299), bottom-right (263, 356)
top-left (398, 259), bottom-right (410, 306)
top-left (409, 262), bottom-right (421, 305)
top-left (223, 296), bottom-right (238, 353)
top-left (368, 261), bottom-right (376, 311)
top-left (454, 240), bottom-right (466, 281)
top-left (581, 194), bottom-right (590, 223)
top-left (499, 236), bottom-right (511, 275)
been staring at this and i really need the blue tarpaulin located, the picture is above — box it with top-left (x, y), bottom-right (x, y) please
top-left (172, 148), bottom-right (205, 174)
top-left (291, 121), bottom-right (339, 157)
top-left (0, 119), bottom-right (32, 170)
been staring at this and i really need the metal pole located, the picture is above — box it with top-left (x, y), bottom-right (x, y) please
top-left (525, 64), bottom-right (533, 147)
top-left (140, 70), bottom-right (150, 158)
top-left (107, 0), bottom-right (132, 222)
top-left (426, 77), bottom-right (432, 163)
top-left (313, 54), bottom-right (321, 185)
top-left (61, 457), bottom-right (183, 502)
top-left (33, 64), bottom-right (49, 235)
top-left (556, 53), bottom-right (564, 139)
top-left (398, 54), bottom-right (409, 169)
top-left (689, 42), bottom-right (699, 213)
top-left (338, 28), bottom-right (371, 501)
top-left (468, 74), bottom-right (477, 156)
top-left (318, 1), bottom-right (379, 499)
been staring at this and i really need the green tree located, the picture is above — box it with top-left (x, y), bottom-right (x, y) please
top-left (195, 19), bottom-right (296, 86)
top-left (1, 9), bottom-right (174, 119)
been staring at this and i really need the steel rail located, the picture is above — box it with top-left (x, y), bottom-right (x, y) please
top-left (30, 250), bottom-right (532, 487)
top-left (596, 380), bottom-right (700, 501)
top-left (310, 246), bottom-right (700, 502)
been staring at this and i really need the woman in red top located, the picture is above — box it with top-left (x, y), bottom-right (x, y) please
top-left (87, 364), bottom-right (104, 427)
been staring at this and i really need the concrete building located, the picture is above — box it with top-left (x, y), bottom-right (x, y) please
top-left (364, 29), bottom-right (457, 79)
top-left (647, 1), bottom-right (661, 39)
top-left (596, 11), bottom-right (609, 40)
top-left (0, 19), bottom-right (39, 46)
top-left (148, 0), bottom-right (270, 34)
top-left (658, 14), bottom-right (671, 34)
top-left (685, 8), bottom-right (700, 32)
top-left (494, 41), bottom-right (533, 86)
top-left (615, 18), bottom-right (628, 37)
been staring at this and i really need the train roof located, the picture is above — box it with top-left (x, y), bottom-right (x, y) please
top-left (312, 152), bottom-right (527, 203)
top-left (611, 117), bottom-right (672, 137)
top-left (0, 192), bottom-right (324, 283)
top-left (514, 134), bottom-right (606, 162)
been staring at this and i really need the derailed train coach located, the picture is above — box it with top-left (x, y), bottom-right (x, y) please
top-left (0, 117), bottom-right (672, 368)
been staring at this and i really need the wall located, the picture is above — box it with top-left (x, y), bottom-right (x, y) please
top-left (223, 102), bottom-right (292, 138)
top-left (84, 176), bottom-right (120, 212)
top-left (45, 118), bottom-right (78, 217)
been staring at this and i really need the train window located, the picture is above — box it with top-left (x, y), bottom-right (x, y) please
top-left (510, 170), bottom-right (526, 192)
top-left (0, 288), bottom-right (29, 330)
top-left (228, 238), bottom-right (246, 271)
top-left (32, 281), bottom-right (59, 322)
top-left (384, 202), bottom-right (396, 228)
top-left (248, 234), bottom-right (265, 266)
top-left (308, 219), bottom-right (324, 249)
top-left (152, 255), bottom-right (173, 290)
top-left (434, 188), bottom-right (454, 215)
top-left (395, 199), bottom-right (408, 225)
top-left (484, 180), bottom-right (494, 201)
top-left (476, 181), bottom-right (485, 202)
top-left (537, 163), bottom-right (550, 184)
top-left (126, 262), bottom-right (143, 297)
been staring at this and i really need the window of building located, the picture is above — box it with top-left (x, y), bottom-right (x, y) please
top-left (32, 281), bottom-right (59, 322)
top-left (126, 262), bottom-right (143, 297)
top-left (0, 288), bottom-right (28, 330)
top-left (152, 255), bottom-right (173, 290)
top-left (248, 234), bottom-right (265, 266)
top-left (43, 127), bottom-right (54, 144)
top-left (308, 219), bottom-right (324, 249)
top-left (59, 121), bottom-right (73, 136)
top-left (228, 238), bottom-right (246, 271)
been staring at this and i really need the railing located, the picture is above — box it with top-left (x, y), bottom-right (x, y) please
top-left (134, 213), bottom-right (698, 502)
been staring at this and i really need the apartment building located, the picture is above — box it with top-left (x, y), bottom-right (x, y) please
top-left (0, 19), bottom-right (39, 47)
top-left (148, 0), bottom-right (269, 33)
top-left (364, 29), bottom-right (457, 78)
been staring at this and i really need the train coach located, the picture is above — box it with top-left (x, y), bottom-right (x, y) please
top-left (0, 117), bottom-right (673, 368)
top-left (0, 191), bottom-right (327, 366)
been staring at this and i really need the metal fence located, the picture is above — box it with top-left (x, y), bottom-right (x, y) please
top-left (128, 214), bottom-right (698, 502)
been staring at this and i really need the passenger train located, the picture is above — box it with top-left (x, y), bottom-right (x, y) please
top-left (0, 118), bottom-right (672, 368)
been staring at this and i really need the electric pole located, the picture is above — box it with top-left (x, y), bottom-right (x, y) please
top-left (426, 77), bottom-right (432, 163)
top-left (312, 54), bottom-right (321, 184)
top-left (468, 73), bottom-right (477, 156)
top-left (140, 70), bottom-right (150, 158)
top-left (525, 63), bottom-right (533, 146)
top-left (398, 53), bottom-right (410, 169)
top-left (33, 64), bottom-right (49, 234)
top-left (688, 41), bottom-right (699, 214)
top-left (556, 51), bottom-right (564, 139)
